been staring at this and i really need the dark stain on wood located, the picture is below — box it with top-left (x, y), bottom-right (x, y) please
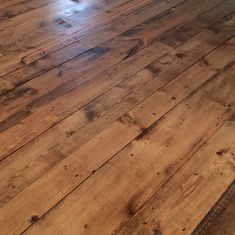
top-left (136, 122), bottom-right (157, 140)
top-left (29, 215), bottom-right (39, 223)
top-left (85, 109), bottom-right (98, 122)
top-left (0, 108), bottom-right (32, 133)
top-left (216, 148), bottom-right (228, 156)
top-left (159, 22), bottom-right (201, 47)
top-left (152, 228), bottom-right (162, 235)
top-left (0, 87), bottom-right (38, 106)
top-left (148, 9), bottom-right (172, 22)
top-left (126, 192), bottom-right (142, 216)
top-left (89, 46), bottom-right (110, 61)
top-left (175, 53), bottom-right (186, 59)
top-left (123, 40), bottom-right (143, 60)
top-left (22, 81), bottom-right (76, 111)
top-left (147, 64), bottom-right (161, 76)
top-left (136, 127), bottom-right (150, 140)
top-left (123, 24), bottom-right (146, 37)
top-left (55, 18), bottom-right (72, 28)
top-left (4, 11), bottom-right (15, 18)
top-left (66, 130), bottom-right (76, 136)
top-left (188, 61), bottom-right (235, 100)
top-left (58, 70), bottom-right (63, 77)
top-left (228, 112), bottom-right (235, 122)
top-left (165, 164), bottom-right (174, 176)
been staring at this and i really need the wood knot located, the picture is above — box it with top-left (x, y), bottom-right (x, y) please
top-left (216, 149), bottom-right (228, 156)
top-left (85, 109), bottom-right (98, 122)
top-left (29, 215), bottom-right (39, 223)
top-left (119, 114), bottom-right (136, 126)
top-left (175, 53), bottom-right (185, 59)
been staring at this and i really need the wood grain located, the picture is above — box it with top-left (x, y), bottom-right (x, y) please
top-left (0, 0), bottom-right (234, 234)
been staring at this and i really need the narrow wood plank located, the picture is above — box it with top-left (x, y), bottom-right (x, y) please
top-left (0, 0), bottom-right (57, 12)
top-left (1, 5), bottom-right (233, 148)
top-left (0, 41), bottom-right (89, 95)
top-left (0, 0), bottom-right (224, 98)
top-left (117, 120), bottom-right (235, 235)
top-left (0, 0), bottom-right (72, 19)
top-left (2, 14), bottom-right (231, 188)
top-left (15, 57), bottom-right (235, 235)
top-left (79, 0), bottom-right (227, 47)
top-left (0, 33), bottom-right (157, 123)
top-left (158, 0), bottom-right (235, 47)
top-left (0, 41), bottom-right (171, 204)
top-left (0, 0), bottom-right (133, 46)
top-left (0, 0), bottom-right (182, 97)
top-left (0, 0), bottom-right (102, 20)
top-left (0, 0), bottom-right (156, 76)
top-left (0, 35), bottom-right (234, 208)
top-left (1, 40), bottom-right (234, 235)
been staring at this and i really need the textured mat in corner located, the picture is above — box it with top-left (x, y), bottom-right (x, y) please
top-left (192, 180), bottom-right (235, 235)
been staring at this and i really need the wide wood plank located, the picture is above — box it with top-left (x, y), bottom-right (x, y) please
top-left (1, 1), bottom-right (235, 234)
top-left (17, 56), bottom-right (235, 235)
top-left (0, 21), bottom-right (234, 209)
top-left (0, 0), bottom-right (155, 76)
top-left (1, 36), bottom-right (234, 235)
top-left (79, 0), bottom-right (229, 47)
top-left (118, 119), bottom-right (235, 235)
top-left (0, 41), bottom-right (171, 205)
top-left (0, 6), bottom-right (234, 162)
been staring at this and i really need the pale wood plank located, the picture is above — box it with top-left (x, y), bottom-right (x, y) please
top-left (18, 58), bottom-right (235, 235)
top-left (118, 120), bottom-right (235, 235)
top-left (1, 6), bottom-right (233, 151)
top-left (1, 39), bottom-right (235, 235)
top-left (2, 17), bottom-right (233, 195)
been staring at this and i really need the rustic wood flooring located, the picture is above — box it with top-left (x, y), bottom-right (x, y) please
top-left (0, 0), bottom-right (235, 234)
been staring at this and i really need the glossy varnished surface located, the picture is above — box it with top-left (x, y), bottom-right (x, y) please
top-left (0, 0), bottom-right (235, 234)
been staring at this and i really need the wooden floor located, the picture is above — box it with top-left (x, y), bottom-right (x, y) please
top-left (0, 0), bottom-right (235, 234)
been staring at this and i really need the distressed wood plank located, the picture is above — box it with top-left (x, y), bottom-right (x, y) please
top-left (118, 120), bottom-right (235, 235)
top-left (18, 56), bottom-right (235, 235)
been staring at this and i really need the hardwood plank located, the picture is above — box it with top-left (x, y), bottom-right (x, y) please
top-left (158, 0), bottom-right (235, 47)
top-left (2, 0), bottom-right (227, 81)
top-left (1, 0), bottom-right (232, 96)
top-left (0, 0), bottom-right (70, 19)
top-left (117, 119), bottom-right (235, 235)
top-left (15, 56), bottom-right (235, 235)
top-left (1, 4), bottom-right (233, 150)
top-left (0, 0), bottom-right (155, 76)
top-left (0, 0), bottom-right (133, 43)
top-left (0, 0), bottom-right (180, 97)
top-left (0, 39), bottom-right (171, 129)
top-left (0, 41), bottom-right (88, 95)
top-left (0, 2), bottom-right (235, 234)
top-left (0, 41), bottom-right (171, 205)
top-left (1, 37), bottom-right (234, 235)
top-left (0, 43), bottom-right (89, 95)
top-left (1, 40), bottom-right (169, 167)
top-left (79, 0), bottom-right (227, 47)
